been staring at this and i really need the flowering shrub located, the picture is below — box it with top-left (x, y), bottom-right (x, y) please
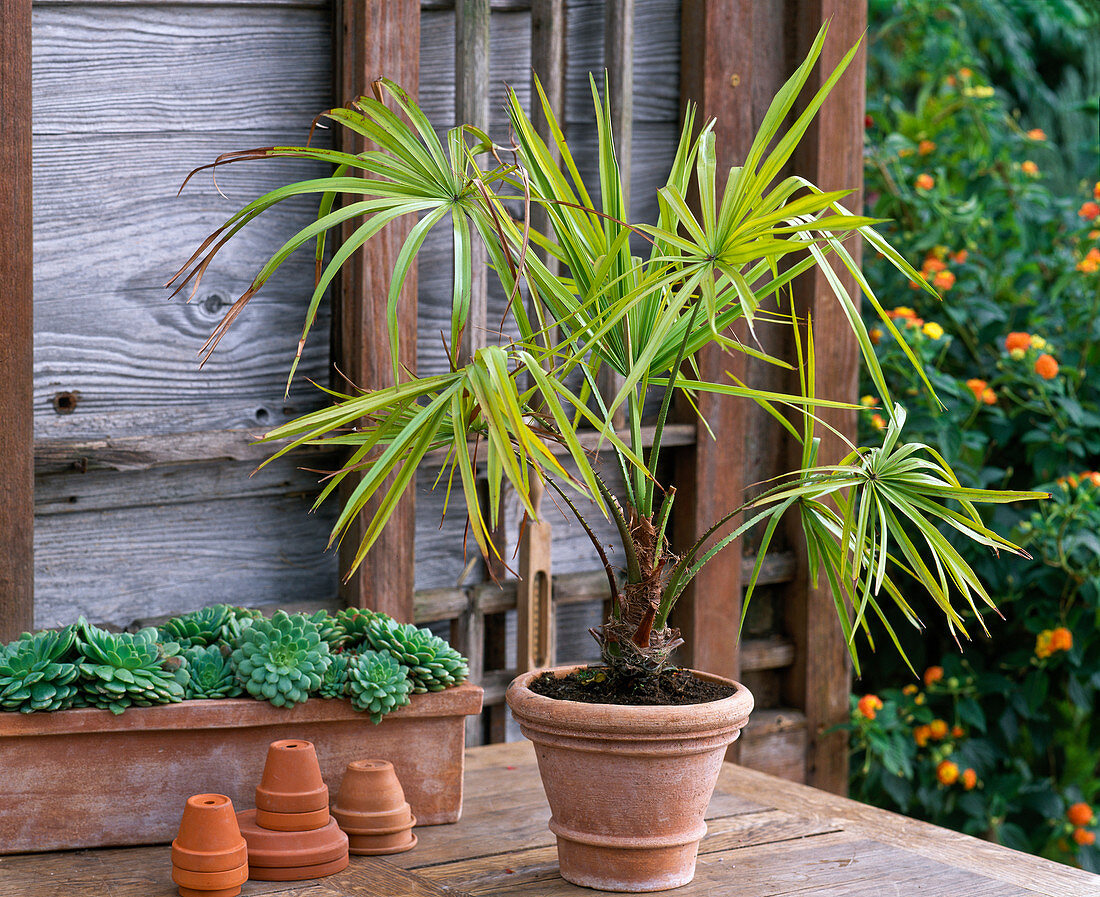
top-left (850, 0), bottom-right (1100, 872)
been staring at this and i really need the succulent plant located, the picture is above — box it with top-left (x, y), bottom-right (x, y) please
top-left (183, 644), bottom-right (242, 699)
top-left (229, 610), bottom-right (331, 707)
top-left (333, 607), bottom-right (383, 650)
top-left (0, 627), bottom-right (81, 713)
top-left (159, 604), bottom-right (233, 648)
top-left (303, 609), bottom-right (345, 651)
top-left (76, 619), bottom-right (187, 714)
top-left (317, 651), bottom-right (352, 699)
top-left (365, 618), bottom-right (469, 693)
top-left (347, 649), bottom-right (412, 722)
top-left (220, 606), bottom-right (264, 645)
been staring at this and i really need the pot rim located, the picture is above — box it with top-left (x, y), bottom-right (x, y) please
top-left (506, 664), bottom-right (753, 737)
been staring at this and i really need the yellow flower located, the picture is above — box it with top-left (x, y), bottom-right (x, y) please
top-left (1021, 160), bottom-right (1039, 176)
top-left (937, 760), bottom-right (960, 786)
top-left (929, 719), bottom-right (949, 740)
top-left (902, 684), bottom-right (919, 696)
top-left (1010, 347), bottom-right (1027, 360)
top-left (860, 395), bottom-right (879, 408)
top-left (1030, 335), bottom-right (1047, 350)
top-left (922, 321), bottom-right (944, 340)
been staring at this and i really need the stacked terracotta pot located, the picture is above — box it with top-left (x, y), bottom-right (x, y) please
top-left (236, 739), bottom-right (350, 881)
top-left (331, 759), bottom-right (418, 855)
top-left (171, 793), bottom-right (249, 897)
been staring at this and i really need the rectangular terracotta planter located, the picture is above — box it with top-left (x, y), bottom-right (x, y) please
top-left (0, 683), bottom-right (482, 854)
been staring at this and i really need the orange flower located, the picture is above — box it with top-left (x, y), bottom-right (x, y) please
top-left (857, 694), bottom-right (884, 720)
top-left (1090, 231), bottom-right (1100, 241)
top-left (937, 760), bottom-right (960, 786)
top-left (1080, 201), bottom-right (1100, 221)
top-left (923, 257), bottom-right (947, 274)
top-left (924, 666), bottom-right (944, 686)
top-left (929, 719), bottom-right (949, 740)
top-left (981, 387), bottom-right (997, 405)
top-left (870, 327), bottom-right (883, 345)
top-left (1051, 627), bottom-right (1073, 652)
top-left (870, 413), bottom-right (887, 431)
top-left (1035, 353), bottom-right (1059, 379)
top-left (961, 768), bottom-right (977, 790)
top-left (1079, 247), bottom-right (1100, 274)
top-left (1084, 471), bottom-right (1100, 487)
top-left (1073, 828), bottom-right (1096, 847)
top-left (959, 67), bottom-right (973, 80)
top-left (1005, 332), bottom-right (1032, 352)
top-left (918, 139), bottom-right (936, 156)
top-left (1068, 803), bottom-right (1095, 827)
top-left (953, 249), bottom-right (969, 264)
top-left (1027, 128), bottom-right (1047, 141)
top-left (1095, 181), bottom-right (1100, 201)
top-left (1021, 160), bottom-right (1039, 176)
top-left (933, 270), bottom-right (956, 291)
top-left (888, 306), bottom-right (917, 320)
top-left (915, 173), bottom-right (935, 191)
top-left (902, 684), bottom-right (919, 696)
top-left (952, 725), bottom-right (965, 739)
top-left (966, 379), bottom-right (987, 401)
top-left (914, 724), bottom-right (932, 747)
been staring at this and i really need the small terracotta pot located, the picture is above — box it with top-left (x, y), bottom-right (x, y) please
top-left (246, 854), bottom-right (350, 881)
top-left (255, 739), bottom-right (329, 813)
top-left (506, 665), bottom-right (753, 893)
top-left (237, 810), bottom-right (348, 870)
top-left (171, 793), bottom-right (249, 874)
top-left (171, 862), bottom-right (248, 897)
top-left (331, 758), bottom-right (417, 855)
top-left (254, 805), bottom-right (330, 832)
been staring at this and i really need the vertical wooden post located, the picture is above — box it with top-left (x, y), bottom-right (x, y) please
top-left (672, 0), bottom-right (751, 704)
top-left (333, 0), bottom-right (420, 621)
top-left (783, 1), bottom-right (867, 796)
top-left (516, 479), bottom-right (554, 672)
top-left (0, 0), bottom-right (35, 642)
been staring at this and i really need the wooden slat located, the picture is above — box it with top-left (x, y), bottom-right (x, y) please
top-left (0, 0), bottom-right (34, 642)
top-left (671, 0), bottom-right (750, 712)
top-left (333, 0), bottom-right (420, 620)
top-left (783, 1), bottom-right (866, 797)
top-left (738, 708), bottom-right (809, 782)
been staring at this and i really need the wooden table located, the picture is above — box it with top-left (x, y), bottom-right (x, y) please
top-left (2, 740), bottom-right (1097, 896)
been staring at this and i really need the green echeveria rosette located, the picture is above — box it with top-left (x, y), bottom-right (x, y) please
top-left (365, 618), bottom-right (469, 693)
top-left (303, 609), bottom-right (346, 651)
top-left (76, 619), bottom-right (187, 714)
top-left (182, 644), bottom-right (242, 699)
top-left (0, 626), bottom-right (81, 713)
top-left (333, 607), bottom-right (383, 650)
top-left (159, 604), bottom-right (233, 648)
top-left (219, 606), bottom-right (264, 645)
top-left (230, 610), bottom-right (331, 707)
top-left (347, 649), bottom-right (412, 722)
top-left (318, 651), bottom-right (352, 699)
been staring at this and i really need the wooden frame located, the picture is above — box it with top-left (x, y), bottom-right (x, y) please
top-left (0, 0), bottom-right (35, 643)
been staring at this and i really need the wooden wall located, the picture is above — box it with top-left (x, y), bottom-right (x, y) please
top-left (17, 0), bottom-right (865, 793)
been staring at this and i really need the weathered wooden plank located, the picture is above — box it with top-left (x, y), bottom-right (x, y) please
top-left (332, 0), bottom-right (419, 620)
top-left (0, 0), bottom-right (34, 642)
top-left (739, 708), bottom-right (809, 783)
top-left (33, 131), bottom-right (332, 440)
top-left (783, 1), bottom-right (867, 797)
top-left (33, 469), bottom-right (338, 630)
top-left (604, 0), bottom-right (633, 205)
top-left (670, 0), bottom-right (751, 708)
top-left (31, 4), bottom-right (332, 134)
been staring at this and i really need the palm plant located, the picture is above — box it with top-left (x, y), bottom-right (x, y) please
top-left (171, 26), bottom-right (1043, 685)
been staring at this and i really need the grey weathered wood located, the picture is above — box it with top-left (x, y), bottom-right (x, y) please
top-left (604, 0), bottom-right (633, 207)
top-left (33, 460), bottom-right (338, 630)
top-left (1, 0), bottom-right (34, 642)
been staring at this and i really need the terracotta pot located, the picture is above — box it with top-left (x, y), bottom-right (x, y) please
top-left (0, 684), bottom-right (482, 853)
top-left (331, 758), bottom-right (417, 855)
top-left (171, 862), bottom-right (249, 896)
top-left (171, 794), bottom-right (248, 873)
top-left (246, 854), bottom-right (350, 881)
top-left (254, 806), bottom-right (330, 832)
top-left (255, 739), bottom-right (328, 813)
top-left (506, 665), bottom-right (753, 893)
top-left (236, 810), bottom-right (348, 869)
